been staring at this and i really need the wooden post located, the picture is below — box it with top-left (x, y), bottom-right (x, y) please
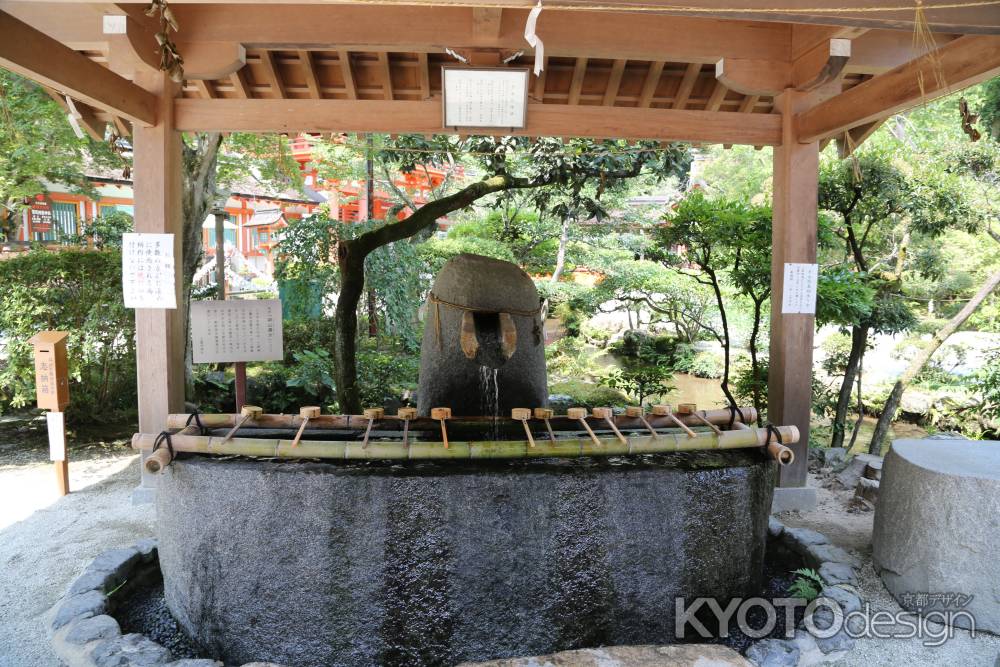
top-left (770, 89), bottom-right (819, 489)
top-left (132, 72), bottom-right (185, 501)
top-left (30, 331), bottom-right (71, 495)
top-left (214, 210), bottom-right (227, 299)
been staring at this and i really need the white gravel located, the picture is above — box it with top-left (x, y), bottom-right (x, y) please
top-left (778, 473), bottom-right (1000, 667)
top-left (0, 452), bottom-right (153, 667)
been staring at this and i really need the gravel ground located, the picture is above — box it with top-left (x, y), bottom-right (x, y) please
top-left (777, 472), bottom-right (1000, 666)
top-left (0, 417), bottom-right (154, 667)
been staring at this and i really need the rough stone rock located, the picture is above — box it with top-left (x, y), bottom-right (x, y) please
top-left (854, 477), bottom-right (879, 504)
top-left (157, 452), bottom-right (775, 667)
top-left (834, 454), bottom-right (880, 490)
top-left (417, 254), bottom-right (547, 416)
top-left (90, 633), bottom-right (172, 667)
top-left (873, 438), bottom-right (1000, 634)
top-left (65, 615), bottom-right (122, 645)
top-left (820, 448), bottom-right (848, 468)
top-left (52, 590), bottom-right (109, 630)
top-left (818, 562), bottom-right (857, 587)
top-left (165, 661), bottom-right (222, 667)
top-left (456, 644), bottom-right (752, 666)
top-left (69, 568), bottom-right (117, 596)
top-left (136, 538), bottom-right (158, 563)
top-left (802, 543), bottom-right (861, 569)
top-left (787, 631), bottom-right (828, 667)
top-left (862, 458), bottom-right (883, 480)
top-left (767, 517), bottom-right (784, 539)
top-left (745, 638), bottom-right (799, 667)
top-left (781, 527), bottom-right (828, 549)
top-left (90, 547), bottom-right (141, 579)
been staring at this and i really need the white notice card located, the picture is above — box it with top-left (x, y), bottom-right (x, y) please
top-left (47, 411), bottom-right (66, 461)
top-left (781, 263), bottom-right (818, 314)
top-left (191, 299), bottom-right (284, 364)
top-left (443, 68), bottom-right (529, 128)
top-left (122, 233), bottom-right (177, 309)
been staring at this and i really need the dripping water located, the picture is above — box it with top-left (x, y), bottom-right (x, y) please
top-left (479, 365), bottom-right (500, 441)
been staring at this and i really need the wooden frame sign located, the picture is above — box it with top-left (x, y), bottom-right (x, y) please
top-left (29, 331), bottom-right (70, 411)
top-left (442, 67), bottom-right (529, 129)
top-left (191, 299), bottom-right (283, 364)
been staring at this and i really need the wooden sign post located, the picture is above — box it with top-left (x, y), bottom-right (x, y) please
top-left (29, 331), bottom-right (71, 496)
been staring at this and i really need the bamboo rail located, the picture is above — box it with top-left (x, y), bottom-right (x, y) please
top-left (133, 423), bottom-right (798, 468)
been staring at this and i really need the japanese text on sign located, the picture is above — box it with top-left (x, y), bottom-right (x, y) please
top-left (443, 67), bottom-right (529, 128)
top-left (122, 233), bottom-right (177, 309)
top-left (781, 263), bottom-right (818, 314)
top-left (191, 299), bottom-right (284, 363)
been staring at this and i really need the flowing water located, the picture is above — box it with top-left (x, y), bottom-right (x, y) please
top-left (478, 366), bottom-right (500, 440)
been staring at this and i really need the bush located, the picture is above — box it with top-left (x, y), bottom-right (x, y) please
top-left (356, 349), bottom-right (419, 409)
top-left (0, 249), bottom-right (136, 421)
top-left (282, 317), bottom-right (337, 363)
top-left (548, 380), bottom-right (630, 410)
top-left (685, 350), bottom-right (724, 379)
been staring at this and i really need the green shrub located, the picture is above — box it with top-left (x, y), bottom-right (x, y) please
top-left (281, 317), bottom-right (337, 363)
top-left (0, 249), bottom-right (136, 421)
top-left (686, 350), bottom-right (724, 379)
top-left (548, 380), bottom-right (630, 410)
top-left (356, 349), bottom-right (419, 408)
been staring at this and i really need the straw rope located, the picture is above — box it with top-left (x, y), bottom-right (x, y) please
top-left (428, 291), bottom-right (542, 351)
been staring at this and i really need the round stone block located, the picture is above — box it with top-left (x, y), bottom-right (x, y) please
top-left (873, 438), bottom-right (1000, 633)
top-left (157, 451), bottom-right (776, 667)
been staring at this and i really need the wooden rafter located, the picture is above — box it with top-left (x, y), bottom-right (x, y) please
top-left (568, 58), bottom-right (588, 105)
top-left (798, 35), bottom-right (1000, 142)
top-left (416, 52), bottom-right (430, 100)
top-left (738, 94), bottom-right (759, 113)
top-left (260, 50), bottom-right (286, 99)
top-left (299, 50), bottom-right (322, 99)
top-left (339, 51), bottom-right (358, 100)
top-left (229, 68), bottom-right (251, 98)
top-left (0, 10), bottom-right (155, 126)
top-left (836, 118), bottom-right (887, 157)
top-left (673, 63), bottom-right (701, 110)
top-left (42, 86), bottom-right (104, 141)
top-left (533, 57), bottom-right (548, 102)
top-left (378, 52), bottom-right (394, 100)
top-left (194, 79), bottom-right (216, 99)
top-left (175, 98), bottom-right (783, 145)
top-left (603, 59), bottom-right (626, 106)
top-left (639, 61), bottom-right (665, 108)
top-left (705, 81), bottom-right (728, 111)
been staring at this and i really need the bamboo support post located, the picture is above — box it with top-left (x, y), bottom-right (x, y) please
top-left (362, 407), bottom-right (384, 449)
top-left (219, 405), bottom-right (263, 445)
top-left (512, 408), bottom-right (535, 448)
top-left (132, 424), bottom-right (800, 462)
top-left (567, 407), bottom-right (601, 446)
top-left (291, 406), bottom-right (321, 448)
top-left (592, 407), bottom-right (626, 444)
top-left (534, 408), bottom-right (556, 443)
top-left (626, 406), bottom-right (658, 438)
top-left (692, 410), bottom-right (723, 435)
top-left (431, 407), bottom-right (452, 449)
top-left (144, 447), bottom-right (173, 474)
top-left (398, 407), bottom-right (417, 447)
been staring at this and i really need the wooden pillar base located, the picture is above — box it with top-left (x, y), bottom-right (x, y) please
top-left (55, 460), bottom-right (69, 496)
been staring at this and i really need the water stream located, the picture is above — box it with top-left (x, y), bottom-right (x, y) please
top-left (479, 365), bottom-right (500, 440)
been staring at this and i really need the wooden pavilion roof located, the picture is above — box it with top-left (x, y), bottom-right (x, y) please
top-left (2, 1), bottom-right (1000, 151)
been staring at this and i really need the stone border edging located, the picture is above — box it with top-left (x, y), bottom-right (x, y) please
top-left (49, 539), bottom-right (286, 667)
top-left (745, 519), bottom-right (864, 667)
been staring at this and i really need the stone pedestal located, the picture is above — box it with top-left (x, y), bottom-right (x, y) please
top-left (873, 438), bottom-right (1000, 634)
top-left (157, 451), bottom-right (776, 666)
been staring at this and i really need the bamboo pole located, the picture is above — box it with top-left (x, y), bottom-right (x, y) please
top-left (164, 406), bottom-right (758, 432)
top-left (691, 410), bottom-right (723, 435)
top-left (133, 424), bottom-right (798, 463)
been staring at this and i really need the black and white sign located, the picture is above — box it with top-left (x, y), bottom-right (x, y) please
top-left (442, 67), bottom-right (529, 129)
top-left (122, 233), bottom-right (177, 309)
top-left (781, 262), bottom-right (818, 314)
top-left (191, 299), bottom-right (283, 363)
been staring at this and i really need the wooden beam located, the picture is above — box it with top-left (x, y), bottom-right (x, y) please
top-left (798, 35), bottom-right (1000, 143)
top-left (340, 51), bottom-right (358, 100)
top-left (261, 50), bottom-right (286, 99)
top-left (299, 50), bottom-right (322, 99)
top-left (639, 61), bottom-right (665, 108)
top-left (738, 94), bottom-right (759, 114)
top-left (472, 7), bottom-right (503, 39)
top-left (174, 98), bottom-right (783, 145)
top-left (194, 79), bottom-right (217, 99)
top-left (770, 90), bottom-right (819, 488)
top-left (230, 68), bottom-right (251, 98)
top-left (0, 10), bottom-right (156, 126)
top-left (603, 59), bottom-right (626, 106)
top-left (836, 118), bottom-right (886, 158)
top-left (794, 38), bottom-right (851, 91)
top-left (568, 58), bottom-right (588, 105)
top-left (533, 56), bottom-right (548, 102)
top-left (673, 63), bottom-right (701, 110)
top-left (705, 82), bottom-right (728, 111)
top-left (378, 52), bottom-right (393, 100)
top-left (42, 87), bottom-right (104, 141)
top-left (716, 58), bottom-right (791, 96)
top-left (112, 116), bottom-right (131, 138)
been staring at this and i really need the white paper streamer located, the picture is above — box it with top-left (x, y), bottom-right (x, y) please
top-left (64, 96), bottom-right (85, 139)
top-left (524, 1), bottom-right (545, 76)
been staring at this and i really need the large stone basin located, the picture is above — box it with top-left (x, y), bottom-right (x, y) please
top-left (157, 450), bottom-right (776, 666)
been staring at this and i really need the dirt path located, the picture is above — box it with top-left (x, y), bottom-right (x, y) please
top-left (777, 473), bottom-right (1000, 666)
top-left (0, 418), bottom-right (154, 667)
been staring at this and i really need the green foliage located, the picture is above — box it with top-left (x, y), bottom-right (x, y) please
top-left (418, 234), bottom-right (516, 276)
top-left (788, 568), bottom-right (824, 601)
top-left (815, 267), bottom-right (875, 328)
top-left (545, 335), bottom-right (604, 381)
top-left (600, 364), bottom-right (674, 405)
top-left (979, 77), bottom-right (1000, 141)
top-left (974, 347), bottom-right (1000, 422)
top-left (0, 249), bottom-right (135, 420)
top-left (548, 380), bottom-right (630, 411)
top-left (285, 349), bottom-right (336, 398)
top-left (356, 349), bottom-right (419, 408)
top-left (65, 210), bottom-right (134, 249)
top-left (281, 317), bottom-right (338, 363)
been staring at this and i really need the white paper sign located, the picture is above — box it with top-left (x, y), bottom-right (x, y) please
top-left (781, 263), bottom-right (819, 314)
top-left (191, 299), bottom-right (284, 363)
top-left (47, 411), bottom-right (66, 461)
top-left (443, 67), bottom-right (529, 128)
top-left (122, 233), bottom-right (177, 309)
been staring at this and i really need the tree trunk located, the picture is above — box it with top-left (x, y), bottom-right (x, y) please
top-left (539, 214), bottom-right (571, 321)
top-left (748, 295), bottom-right (766, 424)
top-left (365, 134), bottom-right (378, 337)
top-left (334, 241), bottom-right (366, 413)
top-left (867, 265), bottom-right (1000, 453)
top-left (831, 324), bottom-right (868, 449)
